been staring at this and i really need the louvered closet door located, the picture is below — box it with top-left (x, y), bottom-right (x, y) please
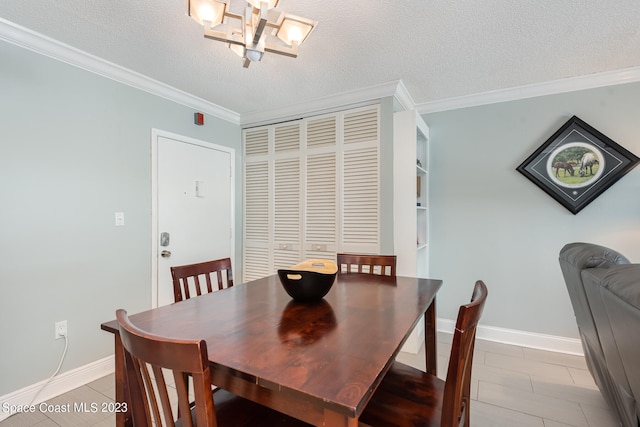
top-left (273, 123), bottom-right (302, 270)
top-left (341, 106), bottom-right (380, 254)
top-left (243, 128), bottom-right (270, 281)
top-left (305, 114), bottom-right (338, 259)
top-left (243, 106), bottom-right (380, 281)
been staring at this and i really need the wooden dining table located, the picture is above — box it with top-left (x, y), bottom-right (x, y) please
top-left (101, 273), bottom-right (442, 427)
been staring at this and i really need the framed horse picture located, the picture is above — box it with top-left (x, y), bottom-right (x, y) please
top-left (516, 116), bottom-right (639, 214)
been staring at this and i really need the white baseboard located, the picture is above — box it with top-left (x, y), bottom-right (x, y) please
top-left (0, 321), bottom-right (583, 422)
top-left (0, 356), bottom-right (114, 422)
top-left (398, 316), bottom-right (583, 356)
top-left (436, 318), bottom-right (584, 356)
top-left (400, 317), bottom-right (583, 356)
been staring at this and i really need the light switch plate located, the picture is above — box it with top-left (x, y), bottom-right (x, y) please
top-left (115, 212), bottom-right (125, 226)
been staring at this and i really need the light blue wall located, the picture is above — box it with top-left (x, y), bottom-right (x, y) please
top-left (4, 23), bottom-right (640, 398)
top-left (0, 40), bottom-right (241, 394)
top-left (423, 82), bottom-right (640, 338)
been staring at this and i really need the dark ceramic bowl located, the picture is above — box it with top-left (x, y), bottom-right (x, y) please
top-left (277, 269), bottom-right (336, 302)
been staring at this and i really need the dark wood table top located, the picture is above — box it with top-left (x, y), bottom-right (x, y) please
top-left (102, 273), bottom-right (441, 421)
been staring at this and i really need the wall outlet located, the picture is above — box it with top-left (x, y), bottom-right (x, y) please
top-left (55, 320), bottom-right (67, 339)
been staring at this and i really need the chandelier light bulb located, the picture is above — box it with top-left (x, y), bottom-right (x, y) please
top-left (246, 49), bottom-right (263, 62)
top-left (287, 26), bottom-right (303, 44)
top-left (247, 0), bottom-right (280, 10)
top-left (276, 17), bottom-right (314, 46)
top-left (188, 0), bottom-right (226, 26)
top-left (198, 4), bottom-right (216, 22)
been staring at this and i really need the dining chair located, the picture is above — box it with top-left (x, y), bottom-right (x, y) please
top-left (116, 309), bottom-right (312, 427)
top-left (171, 257), bottom-right (234, 303)
top-left (336, 253), bottom-right (397, 276)
top-left (358, 280), bottom-right (488, 427)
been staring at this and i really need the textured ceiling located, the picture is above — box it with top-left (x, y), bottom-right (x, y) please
top-left (2, 0), bottom-right (640, 117)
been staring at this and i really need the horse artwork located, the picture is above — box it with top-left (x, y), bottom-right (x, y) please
top-left (517, 115), bottom-right (640, 214)
top-left (579, 152), bottom-right (599, 177)
top-left (553, 161), bottom-right (575, 177)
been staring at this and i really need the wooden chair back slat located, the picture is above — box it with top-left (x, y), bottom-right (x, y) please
top-left (117, 309), bottom-right (218, 427)
top-left (441, 280), bottom-right (487, 426)
top-left (116, 309), bottom-right (313, 427)
top-left (359, 280), bottom-right (488, 427)
top-left (336, 253), bottom-right (397, 277)
top-left (171, 258), bottom-right (234, 303)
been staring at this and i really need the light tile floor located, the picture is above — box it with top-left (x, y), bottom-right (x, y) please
top-left (1, 333), bottom-right (620, 426)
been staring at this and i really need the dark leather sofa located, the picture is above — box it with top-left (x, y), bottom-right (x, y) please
top-left (559, 242), bottom-right (640, 427)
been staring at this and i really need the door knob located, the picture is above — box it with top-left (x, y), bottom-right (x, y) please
top-left (161, 250), bottom-right (172, 258)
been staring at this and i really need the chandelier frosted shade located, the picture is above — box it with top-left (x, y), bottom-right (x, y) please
top-left (185, 0), bottom-right (316, 67)
top-left (187, 0), bottom-right (226, 27)
top-left (246, 0), bottom-right (280, 9)
top-left (276, 15), bottom-right (315, 45)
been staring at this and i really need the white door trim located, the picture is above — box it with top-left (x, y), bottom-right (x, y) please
top-left (150, 128), bottom-right (235, 308)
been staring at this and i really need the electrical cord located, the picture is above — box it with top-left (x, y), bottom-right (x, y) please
top-left (29, 334), bottom-right (69, 406)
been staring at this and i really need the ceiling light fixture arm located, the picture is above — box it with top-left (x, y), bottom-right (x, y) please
top-left (186, 0), bottom-right (316, 67)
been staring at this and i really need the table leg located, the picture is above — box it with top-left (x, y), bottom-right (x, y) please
top-left (113, 332), bottom-right (132, 427)
top-left (424, 298), bottom-right (437, 376)
top-left (323, 409), bottom-right (359, 427)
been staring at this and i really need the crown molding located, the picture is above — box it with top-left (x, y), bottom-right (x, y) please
top-left (0, 16), bottom-right (410, 128)
top-left (1, 16), bottom-right (409, 127)
top-left (11, 15), bottom-right (636, 126)
top-left (240, 80), bottom-right (411, 127)
top-left (0, 18), bottom-right (240, 124)
top-left (416, 66), bottom-right (640, 114)
top-left (392, 79), bottom-right (417, 112)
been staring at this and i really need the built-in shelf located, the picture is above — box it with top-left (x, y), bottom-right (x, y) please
top-left (394, 109), bottom-right (430, 354)
top-left (394, 109), bottom-right (430, 279)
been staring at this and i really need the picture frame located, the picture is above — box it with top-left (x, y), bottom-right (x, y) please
top-left (516, 116), bottom-right (639, 214)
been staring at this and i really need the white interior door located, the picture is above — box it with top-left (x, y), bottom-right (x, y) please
top-left (153, 131), bottom-right (234, 307)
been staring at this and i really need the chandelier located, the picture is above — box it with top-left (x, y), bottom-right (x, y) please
top-left (186, 0), bottom-right (317, 68)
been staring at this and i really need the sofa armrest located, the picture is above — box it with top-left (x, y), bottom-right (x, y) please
top-left (559, 242), bottom-right (630, 329)
top-left (589, 264), bottom-right (640, 426)
top-left (559, 242), bottom-right (630, 270)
